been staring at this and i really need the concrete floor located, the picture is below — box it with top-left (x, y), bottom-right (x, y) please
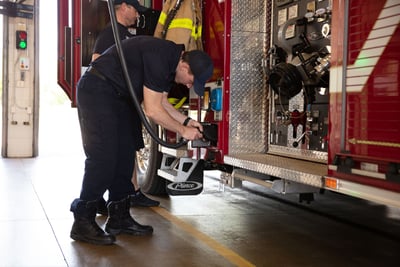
top-left (1, 105), bottom-right (400, 267)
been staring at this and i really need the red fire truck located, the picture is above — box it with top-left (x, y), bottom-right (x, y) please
top-left (57, 0), bottom-right (400, 208)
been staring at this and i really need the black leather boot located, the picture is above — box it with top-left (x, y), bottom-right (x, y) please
top-left (96, 197), bottom-right (108, 216)
top-left (105, 196), bottom-right (154, 236)
top-left (130, 189), bottom-right (160, 207)
top-left (70, 198), bottom-right (116, 245)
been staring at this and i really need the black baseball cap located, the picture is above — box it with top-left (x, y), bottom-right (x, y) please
top-left (114, 0), bottom-right (148, 13)
top-left (187, 50), bottom-right (214, 96)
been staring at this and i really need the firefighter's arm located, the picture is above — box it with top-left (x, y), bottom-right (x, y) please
top-left (161, 92), bottom-right (203, 132)
top-left (143, 86), bottom-right (203, 140)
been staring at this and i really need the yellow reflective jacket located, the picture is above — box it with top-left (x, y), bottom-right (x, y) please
top-left (154, 0), bottom-right (203, 51)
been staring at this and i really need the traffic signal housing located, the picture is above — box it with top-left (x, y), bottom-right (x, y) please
top-left (16, 30), bottom-right (27, 50)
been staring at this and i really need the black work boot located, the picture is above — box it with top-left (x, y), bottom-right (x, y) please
top-left (70, 198), bottom-right (116, 245)
top-left (105, 196), bottom-right (154, 236)
top-left (130, 189), bottom-right (160, 207)
top-left (96, 197), bottom-right (108, 216)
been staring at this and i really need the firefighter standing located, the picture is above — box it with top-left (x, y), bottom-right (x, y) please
top-left (92, 0), bottom-right (160, 215)
top-left (70, 35), bottom-right (213, 245)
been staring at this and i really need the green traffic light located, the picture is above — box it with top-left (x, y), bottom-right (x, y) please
top-left (19, 41), bottom-right (27, 49)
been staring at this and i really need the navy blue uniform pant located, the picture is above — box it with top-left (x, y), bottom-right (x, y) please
top-left (76, 72), bottom-right (138, 202)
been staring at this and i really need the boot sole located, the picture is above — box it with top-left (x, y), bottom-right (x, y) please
top-left (130, 203), bottom-right (160, 207)
top-left (70, 233), bottom-right (116, 245)
top-left (106, 227), bottom-right (153, 236)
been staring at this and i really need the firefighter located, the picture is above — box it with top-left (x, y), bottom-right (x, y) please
top-left (70, 36), bottom-right (213, 245)
top-left (92, 0), bottom-right (161, 214)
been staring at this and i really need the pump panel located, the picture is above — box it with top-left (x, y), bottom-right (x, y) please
top-left (267, 0), bottom-right (332, 162)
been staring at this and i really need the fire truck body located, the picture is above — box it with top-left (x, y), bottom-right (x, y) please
top-left (56, 0), bottom-right (400, 208)
top-left (221, 0), bottom-right (329, 197)
top-left (203, 0), bottom-right (400, 208)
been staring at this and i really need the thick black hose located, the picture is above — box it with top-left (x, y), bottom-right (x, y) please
top-left (107, 0), bottom-right (187, 149)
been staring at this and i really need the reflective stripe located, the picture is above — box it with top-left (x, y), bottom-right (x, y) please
top-left (158, 12), bottom-right (167, 25)
top-left (192, 25), bottom-right (202, 40)
top-left (170, 19), bottom-right (202, 39)
top-left (169, 18), bottom-right (193, 30)
top-left (158, 13), bottom-right (202, 40)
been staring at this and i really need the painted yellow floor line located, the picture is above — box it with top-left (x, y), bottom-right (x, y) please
top-left (151, 206), bottom-right (256, 267)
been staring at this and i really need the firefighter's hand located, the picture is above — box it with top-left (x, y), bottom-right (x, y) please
top-left (182, 125), bottom-right (203, 141)
top-left (186, 119), bottom-right (203, 133)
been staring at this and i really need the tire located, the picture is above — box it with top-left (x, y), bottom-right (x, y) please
top-left (136, 121), bottom-right (167, 195)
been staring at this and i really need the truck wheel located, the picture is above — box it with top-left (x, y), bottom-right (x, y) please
top-left (136, 122), bottom-right (167, 195)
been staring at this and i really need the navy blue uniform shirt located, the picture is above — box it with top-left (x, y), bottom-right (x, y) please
top-left (92, 22), bottom-right (135, 56)
top-left (92, 36), bottom-right (184, 101)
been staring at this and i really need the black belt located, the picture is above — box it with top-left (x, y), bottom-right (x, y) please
top-left (87, 65), bottom-right (127, 98)
top-left (87, 66), bottom-right (106, 81)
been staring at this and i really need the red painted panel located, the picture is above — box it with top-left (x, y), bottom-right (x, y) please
top-left (328, 0), bottom-right (346, 163)
top-left (55, 0), bottom-right (82, 107)
top-left (57, 0), bottom-right (72, 102)
top-left (347, 0), bottom-right (385, 64)
top-left (71, 0), bottom-right (81, 107)
top-left (329, 0), bottom-right (400, 191)
top-left (346, 2), bottom-right (400, 161)
top-left (152, 0), bottom-right (163, 11)
top-left (202, 0), bottom-right (230, 160)
top-left (203, 0), bottom-right (225, 81)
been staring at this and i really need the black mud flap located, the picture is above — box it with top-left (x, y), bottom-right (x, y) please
top-left (166, 160), bottom-right (204, 196)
